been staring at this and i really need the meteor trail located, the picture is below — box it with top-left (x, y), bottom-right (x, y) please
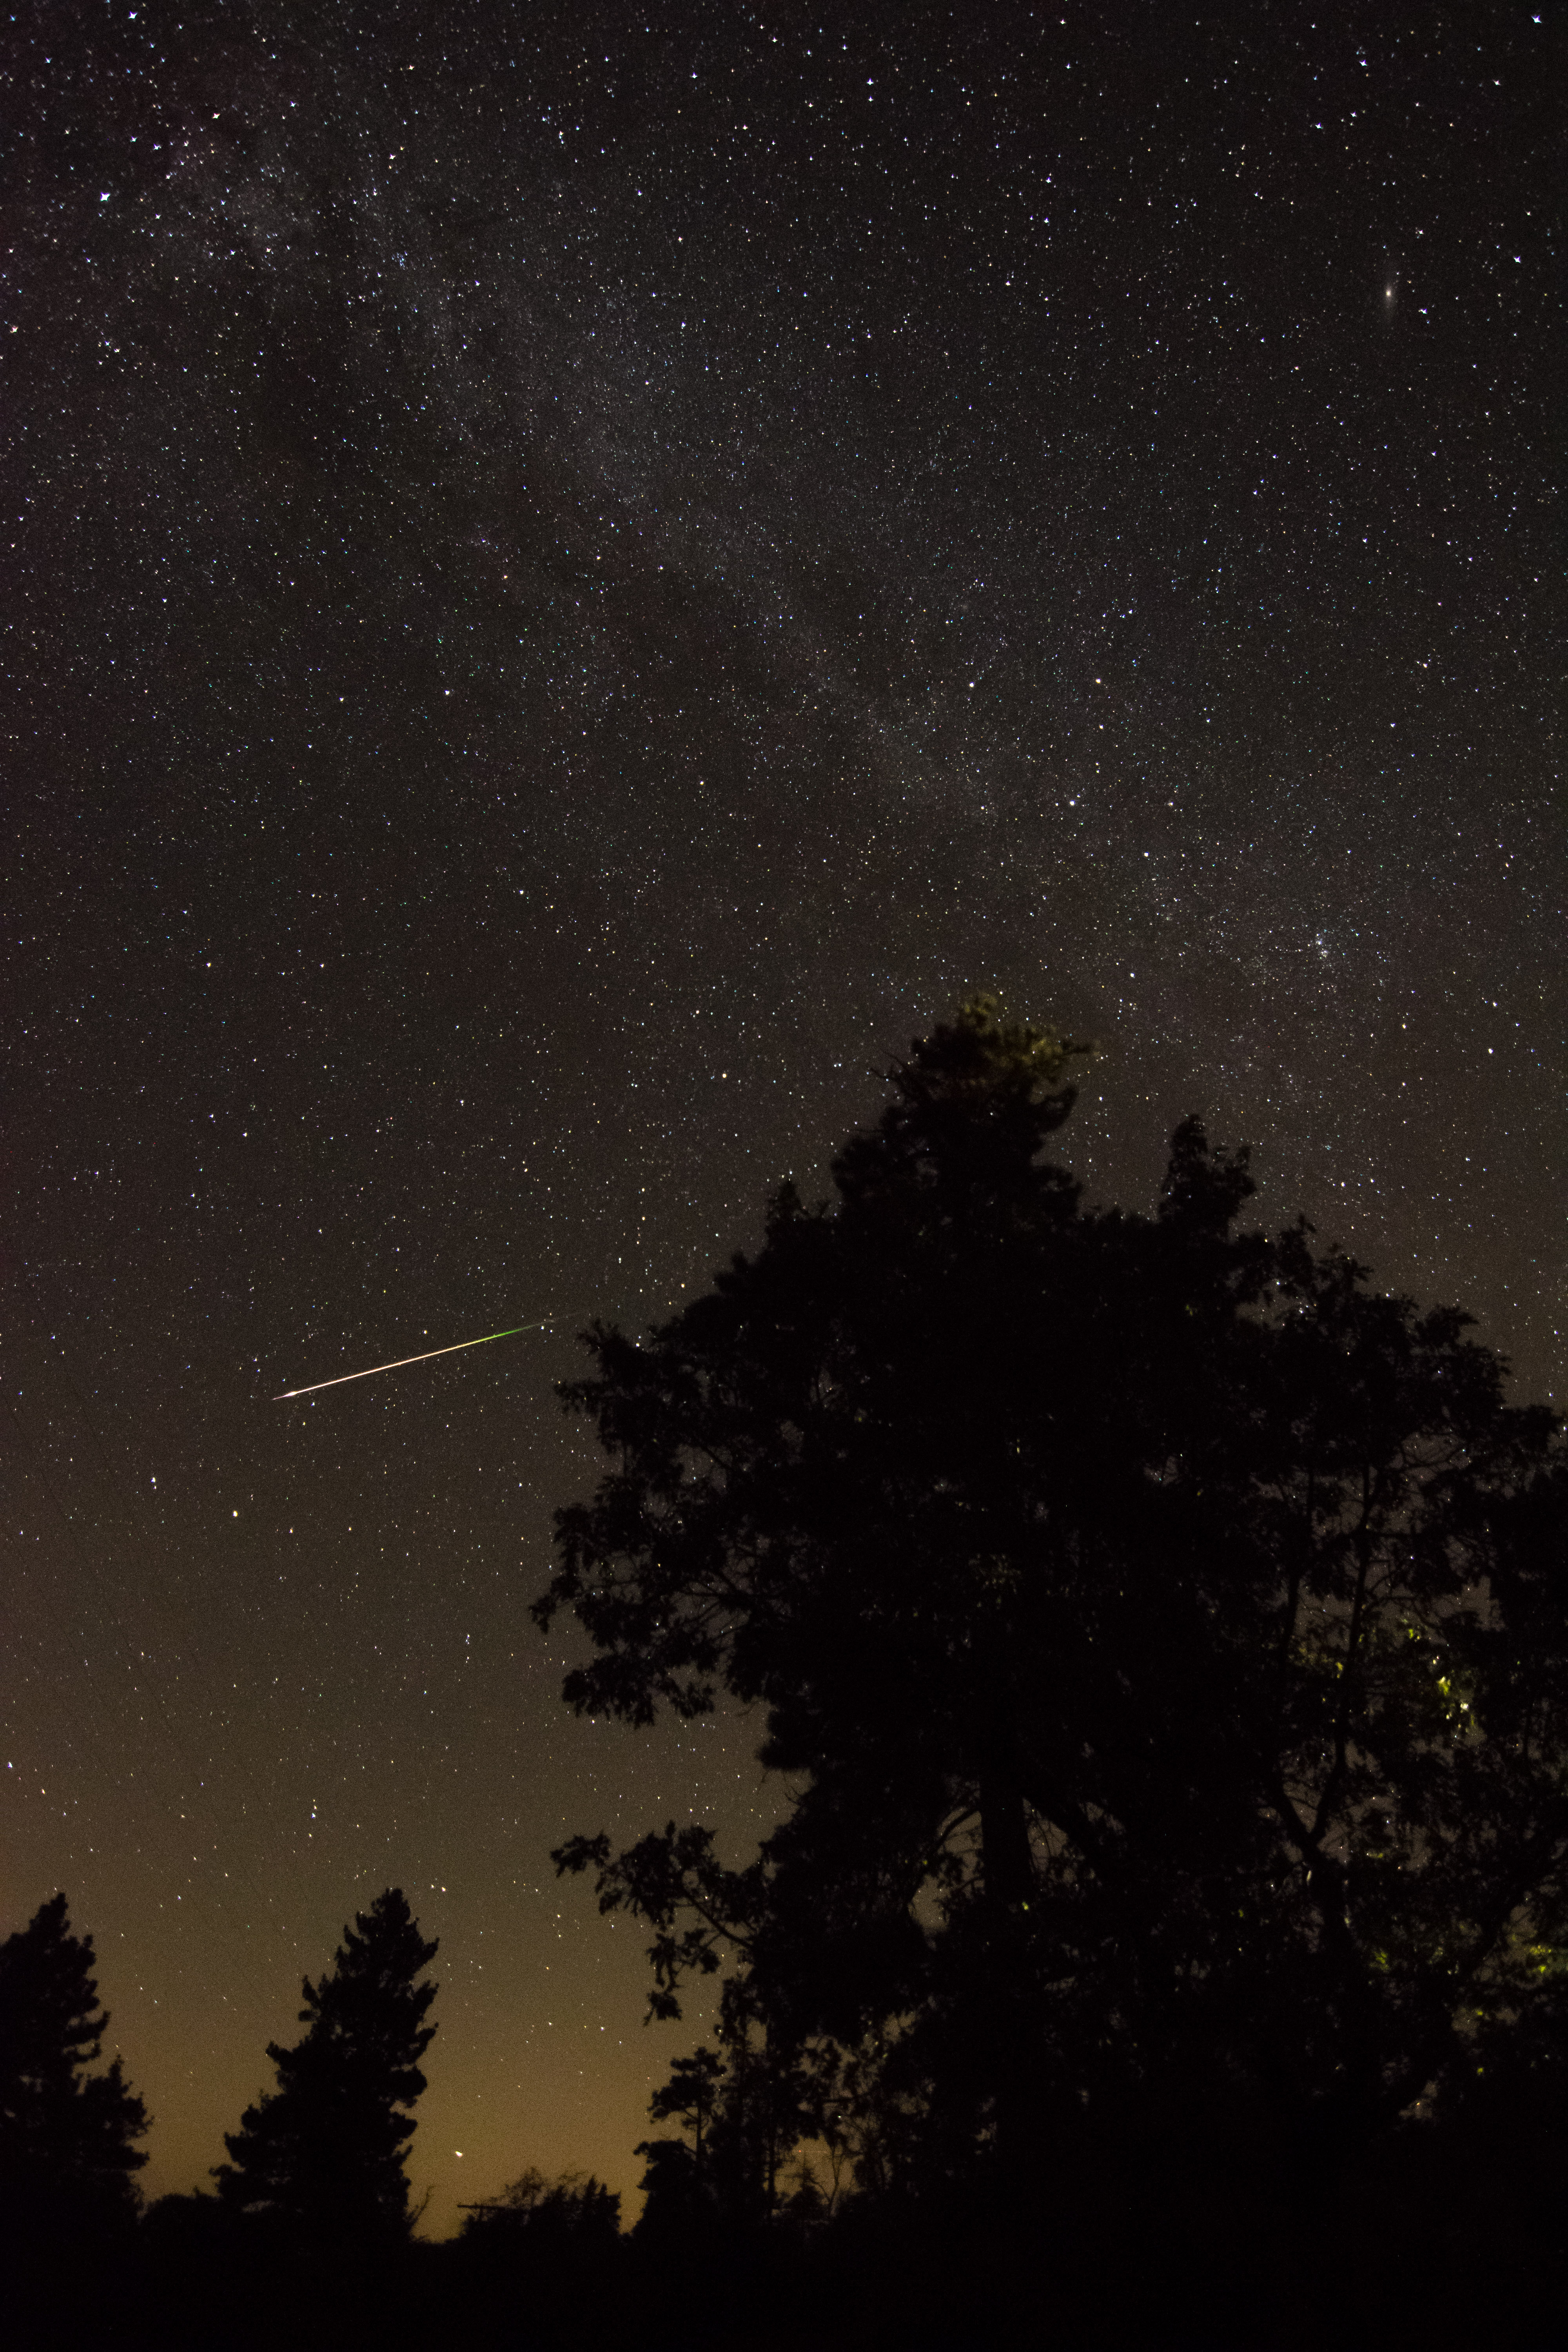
top-left (272, 1322), bottom-right (551, 1400)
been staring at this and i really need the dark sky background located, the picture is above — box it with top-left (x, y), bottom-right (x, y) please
top-left (3, 0), bottom-right (1559, 2233)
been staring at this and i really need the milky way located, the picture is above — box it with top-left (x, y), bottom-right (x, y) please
top-left (3, 2), bottom-right (1559, 2229)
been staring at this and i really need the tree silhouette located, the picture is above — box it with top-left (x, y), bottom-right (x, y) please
top-left (0, 1892), bottom-right (148, 2228)
top-left (537, 1000), bottom-right (1568, 2203)
top-left (214, 1887), bottom-right (437, 2243)
top-left (637, 2041), bottom-right (725, 2226)
top-left (458, 2166), bottom-right (621, 2252)
top-left (637, 1982), bottom-right (824, 2237)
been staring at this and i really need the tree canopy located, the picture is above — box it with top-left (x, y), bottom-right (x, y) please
top-left (214, 1887), bottom-right (438, 2241)
top-left (537, 1000), bottom-right (1568, 2201)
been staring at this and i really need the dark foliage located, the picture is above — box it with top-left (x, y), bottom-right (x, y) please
top-left (0, 1894), bottom-right (149, 2351)
top-left (115, 2148), bottom-right (1568, 2352)
top-left (457, 2163), bottom-right (621, 2255)
top-left (635, 1977), bottom-right (848, 2244)
top-left (212, 1886), bottom-right (437, 2245)
top-left (0, 1891), bottom-right (149, 2225)
top-left (538, 999), bottom-right (1568, 2208)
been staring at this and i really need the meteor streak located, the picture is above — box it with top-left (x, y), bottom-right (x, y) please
top-left (272, 1322), bottom-right (551, 1400)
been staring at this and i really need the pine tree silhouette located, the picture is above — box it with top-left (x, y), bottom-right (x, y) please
top-left (214, 1887), bottom-right (437, 2243)
top-left (0, 1892), bottom-right (148, 2229)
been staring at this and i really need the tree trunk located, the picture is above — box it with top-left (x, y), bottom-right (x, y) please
top-left (980, 1769), bottom-right (1035, 1913)
top-left (980, 1767), bottom-right (1043, 2201)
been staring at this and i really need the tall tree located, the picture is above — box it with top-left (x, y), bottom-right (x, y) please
top-left (0, 1893), bottom-right (149, 2226)
top-left (537, 1000), bottom-right (1568, 2198)
top-left (214, 1887), bottom-right (437, 2242)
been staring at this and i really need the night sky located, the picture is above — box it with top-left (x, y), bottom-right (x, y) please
top-left (3, 1), bottom-right (1559, 2234)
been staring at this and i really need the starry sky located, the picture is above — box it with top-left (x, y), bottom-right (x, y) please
top-left (3, 0), bottom-right (1560, 2236)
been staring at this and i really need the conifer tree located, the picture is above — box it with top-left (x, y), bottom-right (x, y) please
top-left (0, 1892), bottom-right (149, 2225)
top-left (214, 1887), bottom-right (437, 2241)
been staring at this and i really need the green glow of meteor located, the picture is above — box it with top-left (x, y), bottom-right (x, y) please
top-left (272, 1321), bottom-right (552, 1400)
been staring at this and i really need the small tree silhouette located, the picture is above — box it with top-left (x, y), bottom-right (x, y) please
top-left (214, 1887), bottom-right (437, 2244)
top-left (458, 2166), bottom-right (621, 2253)
top-left (647, 2045), bottom-right (725, 2181)
top-left (0, 1892), bottom-right (148, 2228)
